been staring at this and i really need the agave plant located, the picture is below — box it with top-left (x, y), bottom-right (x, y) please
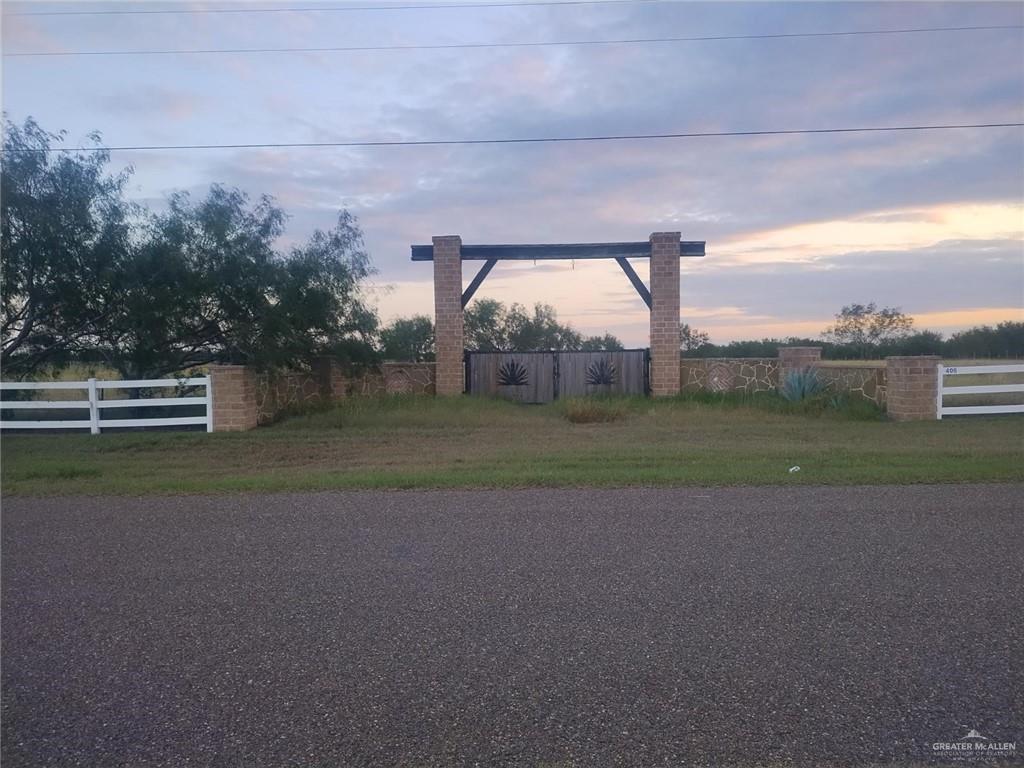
top-left (497, 360), bottom-right (529, 386)
top-left (585, 358), bottom-right (617, 386)
top-left (780, 367), bottom-right (824, 402)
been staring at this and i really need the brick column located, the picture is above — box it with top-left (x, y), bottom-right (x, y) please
top-left (886, 355), bottom-right (941, 421)
top-left (208, 364), bottom-right (259, 431)
top-left (778, 346), bottom-right (822, 383)
top-left (649, 232), bottom-right (681, 396)
top-left (433, 235), bottom-right (464, 396)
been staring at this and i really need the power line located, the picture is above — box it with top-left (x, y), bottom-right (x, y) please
top-left (5, 0), bottom-right (666, 18)
top-left (6, 24), bottom-right (1020, 58)
top-left (5, 122), bottom-right (1022, 154)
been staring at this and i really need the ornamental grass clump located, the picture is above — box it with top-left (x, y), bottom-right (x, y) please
top-left (780, 367), bottom-right (825, 402)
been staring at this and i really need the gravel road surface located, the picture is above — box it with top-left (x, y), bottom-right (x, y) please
top-left (3, 485), bottom-right (1022, 767)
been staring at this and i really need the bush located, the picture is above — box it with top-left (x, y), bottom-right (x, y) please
top-left (562, 397), bottom-right (630, 424)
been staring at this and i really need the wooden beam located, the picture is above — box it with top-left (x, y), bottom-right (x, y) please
top-left (411, 241), bottom-right (705, 261)
top-left (615, 257), bottom-right (652, 310)
top-left (461, 259), bottom-right (497, 308)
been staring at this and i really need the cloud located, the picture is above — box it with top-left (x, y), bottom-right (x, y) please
top-left (712, 203), bottom-right (1024, 265)
top-left (99, 87), bottom-right (202, 122)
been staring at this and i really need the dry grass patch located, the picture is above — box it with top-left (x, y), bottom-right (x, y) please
top-left (562, 397), bottom-right (631, 424)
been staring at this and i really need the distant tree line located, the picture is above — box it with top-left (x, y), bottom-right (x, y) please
top-left (682, 303), bottom-right (1023, 360)
top-left (380, 298), bottom-right (624, 361)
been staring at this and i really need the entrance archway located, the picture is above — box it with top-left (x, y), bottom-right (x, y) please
top-left (411, 233), bottom-right (706, 396)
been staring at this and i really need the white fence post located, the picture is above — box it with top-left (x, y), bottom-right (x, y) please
top-left (935, 363), bottom-right (943, 421)
top-left (205, 376), bottom-right (214, 433)
top-left (87, 378), bottom-right (101, 434)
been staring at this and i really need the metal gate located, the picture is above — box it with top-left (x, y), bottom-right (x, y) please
top-left (465, 349), bottom-right (649, 403)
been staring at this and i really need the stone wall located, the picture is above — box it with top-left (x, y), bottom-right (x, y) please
top-left (214, 350), bottom-right (939, 430)
top-left (680, 358), bottom-right (779, 393)
top-left (817, 365), bottom-right (887, 406)
top-left (241, 361), bottom-right (436, 428)
top-left (255, 370), bottom-right (326, 425)
top-left (678, 351), bottom-right (945, 417)
top-left (381, 362), bottom-right (436, 395)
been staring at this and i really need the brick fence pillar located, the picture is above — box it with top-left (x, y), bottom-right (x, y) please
top-left (208, 364), bottom-right (259, 431)
top-left (778, 346), bottom-right (823, 383)
top-left (886, 355), bottom-right (941, 421)
top-left (649, 232), bottom-right (681, 396)
top-left (433, 235), bottom-right (464, 396)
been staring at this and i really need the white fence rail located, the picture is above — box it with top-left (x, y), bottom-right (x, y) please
top-left (0, 377), bottom-right (212, 433)
top-left (936, 364), bottom-right (1024, 419)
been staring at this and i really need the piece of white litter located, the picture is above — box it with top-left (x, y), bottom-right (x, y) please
top-left (788, 466), bottom-right (801, 473)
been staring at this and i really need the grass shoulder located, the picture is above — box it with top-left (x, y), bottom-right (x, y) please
top-left (2, 394), bottom-right (1021, 495)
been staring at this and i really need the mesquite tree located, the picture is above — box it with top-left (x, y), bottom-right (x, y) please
top-left (2, 116), bottom-right (378, 379)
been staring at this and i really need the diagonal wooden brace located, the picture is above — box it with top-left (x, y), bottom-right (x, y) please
top-left (461, 259), bottom-right (498, 308)
top-left (615, 257), bottom-right (652, 309)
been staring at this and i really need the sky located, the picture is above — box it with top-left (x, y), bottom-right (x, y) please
top-left (3, 0), bottom-right (1023, 345)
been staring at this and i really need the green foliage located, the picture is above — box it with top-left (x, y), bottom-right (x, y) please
top-left (1, 117), bottom-right (379, 379)
top-left (1, 116), bottom-right (134, 376)
top-left (823, 302), bottom-right (914, 357)
top-left (99, 188), bottom-right (377, 378)
top-left (379, 315), bottom-right (435, 362)
top-left (684, 322), bottom-right (1023, 361)
top-left (463, 299), bottom-right (622, 351)
top-left (684, 337), bottom-right (823, 358)
top-left (891, 330), bottom-right (944, 356)
top-left (945, 322), bottom-right (1024, 359)
top-left (679, 323), bottom-right (711, 352)
top-left (780, 368), bottom-right (825, 402)
top-left (580, 333), bottom-right (624, 351)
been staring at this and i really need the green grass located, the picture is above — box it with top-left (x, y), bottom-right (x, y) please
top-left (3, 393), bottom-right (1021, 496)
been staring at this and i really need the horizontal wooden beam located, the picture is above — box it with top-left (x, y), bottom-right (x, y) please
top-left (411, 241), bottom-right (705, 261)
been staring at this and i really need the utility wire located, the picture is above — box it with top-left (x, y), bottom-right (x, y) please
top-left (5, 0), bottom-right (666, 17)
top-left (6, 24), bottom-right (1021, 58)
top-left (5, 123), bottom-right (1022, 154)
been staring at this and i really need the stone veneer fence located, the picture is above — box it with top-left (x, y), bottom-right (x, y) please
top-left (208, 348), bottom-right (941, 430)
top-left (209, 360), bottom-right (436, 431)
top-left (681, 352), bottom-right (888, 407)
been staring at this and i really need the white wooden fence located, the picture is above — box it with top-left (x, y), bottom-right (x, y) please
top-left (936, 363), bottom-right (1024, 419)
top-left (0, 377), bottom-right (212, 433)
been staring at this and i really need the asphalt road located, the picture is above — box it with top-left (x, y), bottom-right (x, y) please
top-left (3, 485), bottom-right (1022, 767)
